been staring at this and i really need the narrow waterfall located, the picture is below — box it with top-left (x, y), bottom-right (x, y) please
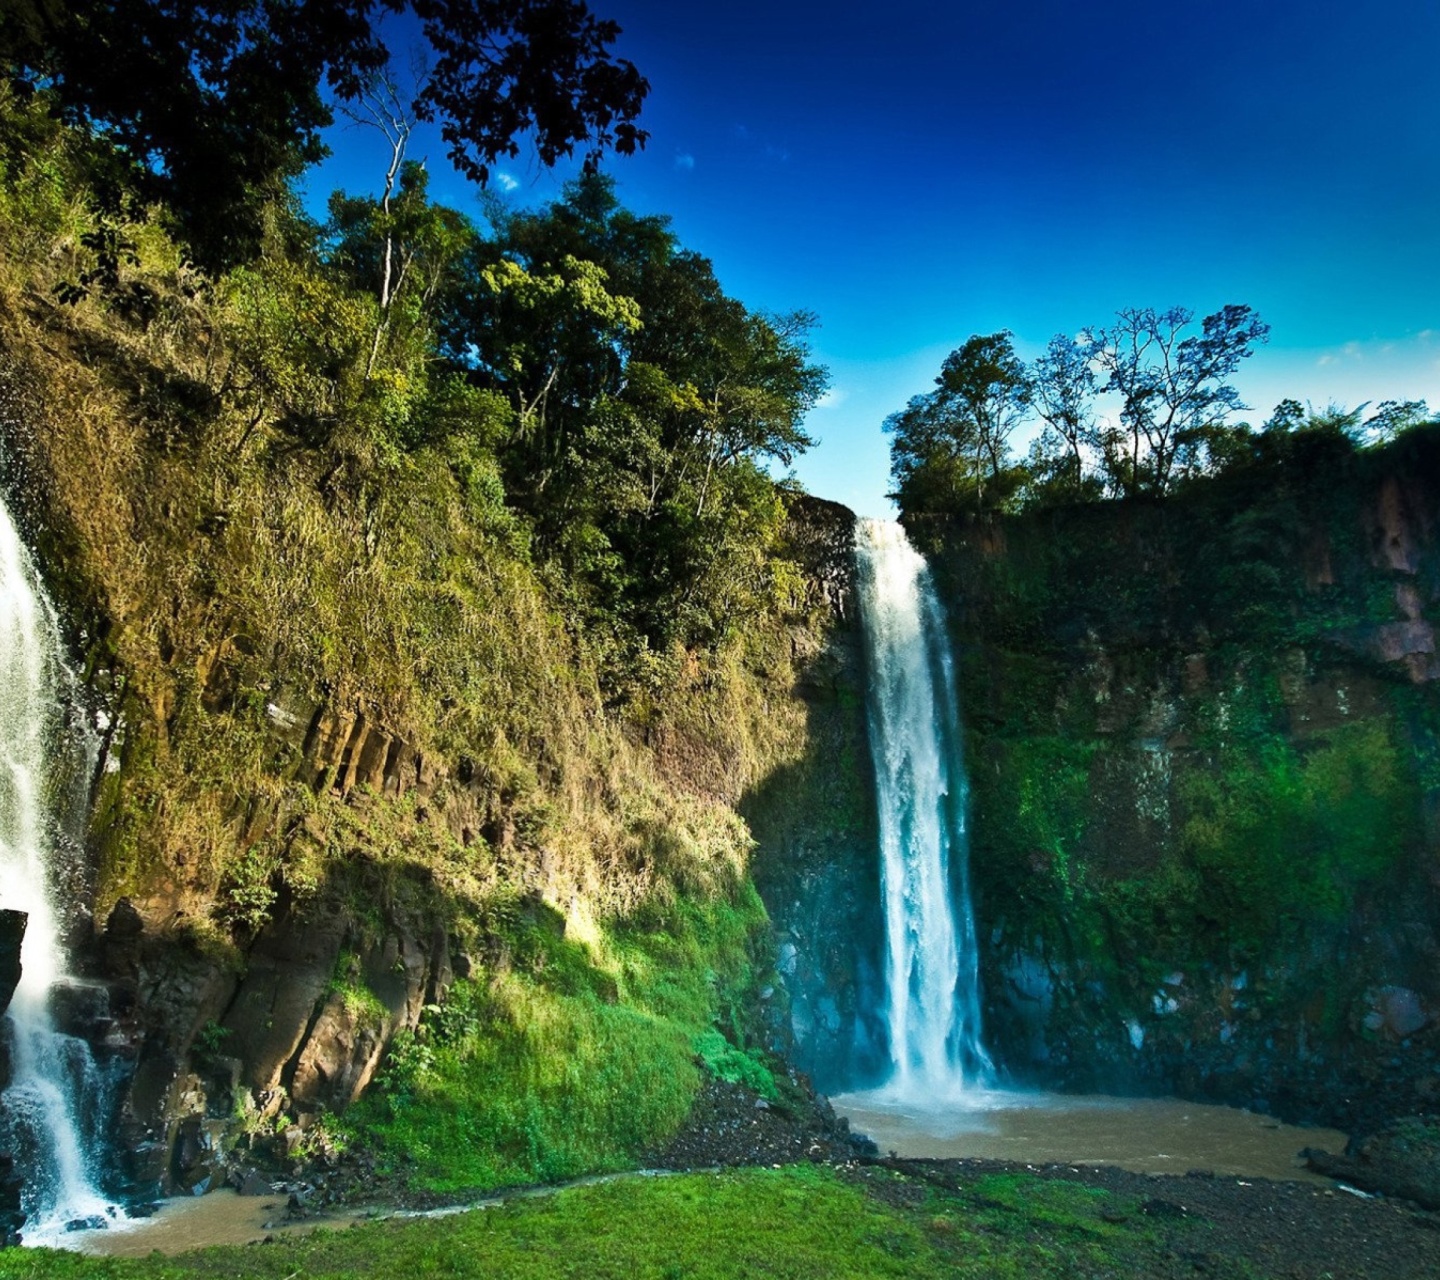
top-left (0, 492), bottom-right (113, 1244)
top-left (854, 518), bottom-right (992, 1098)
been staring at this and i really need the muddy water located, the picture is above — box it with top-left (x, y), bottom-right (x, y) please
top-left (64, 1170), bottom-right (683, 1257)
top-left (65, 1191), bottom-right (368, 1257)
top-left (831, 1090), bottom-right (1348, 1183)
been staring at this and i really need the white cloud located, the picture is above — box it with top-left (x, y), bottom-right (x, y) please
top-left (815, 387), bottom-right (847, 410)
top-left (495, 172), bottom-right (519, 192)
top-left (674, 152), bottom-right (696, 172)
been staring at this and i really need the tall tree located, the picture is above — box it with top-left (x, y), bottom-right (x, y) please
top-left (1028, 331), bottom-right (1098, 496)
top-left (886, 331), bottom-right (1031, 515)
top-left (438, 175), bottom-right (826, 650)
top-left (1086, 304), bottom-right (1269, 496)
top-left (1, 1), bottom-right (649, 270)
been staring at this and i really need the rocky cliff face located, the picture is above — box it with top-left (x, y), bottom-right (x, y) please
top-left (924, 426), bottom-right (1440, 1130)
top-left (742, 498), bottom-right (887, 1090)
top-left (69, 698), bottom-right (471, 1197)
top-left (17, 493), bottom-right (872, 1196)
top-left (0, 911), bottom-right (22, 1025)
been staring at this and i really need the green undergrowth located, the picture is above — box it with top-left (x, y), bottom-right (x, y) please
top-left (349, 886), bottom-right (775, 1191)
top-left (0, 1165), bottom-right (1254, 1280)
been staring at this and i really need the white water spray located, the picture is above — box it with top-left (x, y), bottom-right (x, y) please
top-left (854, 518), bottom-right (992, 1099)
top-left (0, 492), bottom-right (114, 1244)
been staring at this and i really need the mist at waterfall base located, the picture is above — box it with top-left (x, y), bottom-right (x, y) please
top-left (0, 492), bottom-right (123, 1247)
top-left (830, 521), bottom-right (1344, 1181)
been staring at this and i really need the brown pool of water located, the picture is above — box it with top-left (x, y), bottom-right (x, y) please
top-left (831, 1088), bottom-right (1348, 1184)
top-left (66, 1190), bottom-right (370, 1258)
top-left (62, 1170), bottom-right (682, 1257)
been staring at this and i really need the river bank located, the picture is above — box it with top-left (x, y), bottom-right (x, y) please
top-left (9, 1154), bottom-right (1439, 1279)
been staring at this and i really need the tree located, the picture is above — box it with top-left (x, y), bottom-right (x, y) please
top-left (885, 331), bottom-right (1031, 515)
top-left (1086, 304), bottom-right (1269, 496)
top-left (1027, 331), bottom-right (1099, 497)
top-left (1364, 398), bottom-right (1430, 443)
top-left (435, 175), bottom-right (826, 652)
top-left (1, 1), bottom-right (649, 270)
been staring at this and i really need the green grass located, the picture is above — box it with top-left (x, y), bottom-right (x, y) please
top-left (0, 1165), bottom-right (1241, 1280)
top-left (349, 889), bottom-right (775, 1191)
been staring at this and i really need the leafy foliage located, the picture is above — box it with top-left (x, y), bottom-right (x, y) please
top-left (357, 889), bottom-right (771, 1189)
top-left (886, 331), bottom-right (1030, 515)
top-left (0, 78), bottom-right (826, 1191)
top-left (1, 0), bottom-right (649, 271)
top-left (884, 304), bottom-right (1399, 518)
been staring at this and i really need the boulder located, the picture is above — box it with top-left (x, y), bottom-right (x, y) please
top-left (1306, 1116), bottom-right (1440, 1209)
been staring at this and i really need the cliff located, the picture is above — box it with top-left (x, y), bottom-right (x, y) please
top-left (921, 425), bottom-right (1440, 1128)
top-left (742, 498), bottom-right (886, 1089)
top-left (0, 90), bottom-right (854, 1198)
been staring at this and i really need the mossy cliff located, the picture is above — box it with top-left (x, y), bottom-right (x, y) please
top-left (916, 426), bottom-right (1440, 1127)
top-left (0, 93), bottom-right (855, 1197)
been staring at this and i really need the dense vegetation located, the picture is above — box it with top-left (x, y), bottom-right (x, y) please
top-left (887, 309), bottom-right (1432, 516)
top-left (0, 0), bottom-right (649, 271)
top-left (0, 35), bottom-right (827, 1186)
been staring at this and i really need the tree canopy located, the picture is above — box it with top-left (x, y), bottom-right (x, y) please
top-left (1, 1), bottom-right (648, 270)
top-left (888, 305), bottom-right (1283, 517)
top-left (886, 331), bottom-right (1030, 516)
top-left (317, 170), bottom-right (827, 663)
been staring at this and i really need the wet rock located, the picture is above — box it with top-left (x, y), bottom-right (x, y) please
top-left (173, 1116), bottom-right (231, 1195)
top-left (65, 1215), bottom-right (108, 1232)
top-left (1306, 1116), bottom-right (1440, 1210)
top-left (234, 1168), bottom-right (274, 1197)
top-left (0, 910), bottom-right (25, 1018)
top-left (0, 1153), bottom-right (25, 1248)
top-left (1363, 987), bottom-right (1430, 1040)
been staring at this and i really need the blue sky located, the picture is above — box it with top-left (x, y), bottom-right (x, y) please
top-left (305, 1), bottom-right (1440, 517)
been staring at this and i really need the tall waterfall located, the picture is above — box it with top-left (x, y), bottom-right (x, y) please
top-left (0, 492), bottom-right (113, 1244)
top-left (854, 518), bottom-right (992, 1098)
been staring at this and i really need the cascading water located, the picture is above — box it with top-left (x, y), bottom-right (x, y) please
top-left (853, 518), bottom-right (992, 1099)
top-left (0, 491), bottom-right (115, 1245)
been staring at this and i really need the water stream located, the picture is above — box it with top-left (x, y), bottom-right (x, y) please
top-left (853, 518), bottom-right (992, 1097)
top-left (0, 491), bottom-right (117, 1246)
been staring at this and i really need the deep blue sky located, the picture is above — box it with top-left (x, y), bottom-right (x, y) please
top-left (305, 1), bottom-right (1440, 516)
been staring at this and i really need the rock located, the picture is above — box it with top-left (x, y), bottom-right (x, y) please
top-left (0, 1154), bottom-right (25, 1249)
top-left (0, 910), bottom-right (25, 1018)
top-left (235, 1168), bottom-right (273, 1197)
top-left (1372, 987), bottom-right (1429, 1039)
top-left (1306, 1116), bottom-right (1440, 1210)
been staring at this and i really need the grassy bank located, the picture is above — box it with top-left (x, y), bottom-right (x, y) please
top-left (0, 1165), bottom-right (1249, 1280)
top-left (350, 889), bottom-right (778, 1190)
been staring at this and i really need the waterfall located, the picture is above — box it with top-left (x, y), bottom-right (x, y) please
top-left (0, 491), bottom-right (114, 1244)
top-left (854, 518), bottom-right (992, 1099)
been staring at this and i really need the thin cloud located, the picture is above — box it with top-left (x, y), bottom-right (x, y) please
top-left (674, 152), bottom-right (696, 172)
top-left (815, 387), bottom-right (847, 410)
top-left (495, 171), bottom-right (520, 192)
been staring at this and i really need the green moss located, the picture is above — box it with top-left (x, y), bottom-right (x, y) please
top-left (1177, 717), bottom-right (1419, 947)
top-left (691, 1029), bottom-right (779, 1099)
top-left (351, 889), bottom-right (772, 1191)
